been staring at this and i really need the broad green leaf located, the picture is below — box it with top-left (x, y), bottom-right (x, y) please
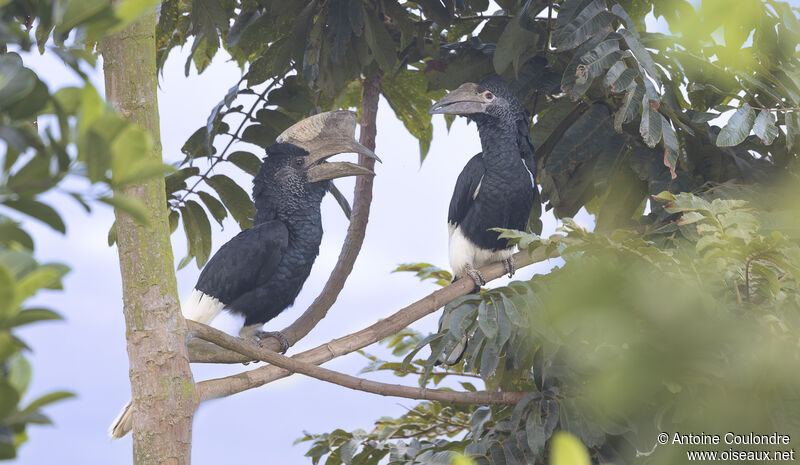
top-left (0, 382), bottom-right (20, 418)
top-left (0, 54), bottom-right (36, 109)
top-left (786, 111), bottom-right (800, 151)
top-left (382, 71), bottom-right (439, 161)
top-left (20, 391), bottom-right (75, 414)
top-left (2, 199), bottom-right (65, 234)
top-left (57, 0), bottom-right (109, 32)
top-left (99, 195), bottom-right (151, 225)
top-left (7, 355), bottom-right (31, 395)
top-left (494, 16), bottom-right (540, 75)
top-left (552, 0), bottom-right (614, 51)
top-left (549, 432), bottom-right (591, 465)
top-left (0, 265), bottom-right (15, 318)
top-left (615, 81), bottom-right (644, 132)
top-left (181, 200), bottom-right (212, 267)
top-left (114, 0), bottom-right (161, 31)
top-left (752, 109), bottom-right (778, 145)
top-left (77, 84), bottom-right (105, 138)
top-left (5, 308), bottom-right (63, 329)
top-left (716, 103), bottom-right (756, 147)
top-left (661, 115), bottom-right (678, 179)
top-left (477, 300), bottom-right (498, 340)
top-left (639, 100), bottom-right (662, 148)
top-left (205, 174), bottom-right (254, 229)
top-left (197, 191), bottom-right (227, 227)
top-left (363, 3), bottom-right (397, 72)
top-left (13, 266), bottom-right (67, 308)
top-left (618, 28), bottom-right (661, 86)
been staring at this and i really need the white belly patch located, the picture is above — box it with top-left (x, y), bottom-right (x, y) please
top-left (448, 223), bottom-right (515, 280)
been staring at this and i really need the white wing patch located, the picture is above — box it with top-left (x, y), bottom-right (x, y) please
top-left (472, 175), bottom-right (483, 200)
top-left (183, 289), bottom-right (225, 324)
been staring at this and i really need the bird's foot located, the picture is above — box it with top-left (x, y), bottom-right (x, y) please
top-left (465, 266), bottom-right (486, 293)
top-left (503, 256), bottom-right (515, 278)
top-left (253, 330), bottom-right (290, 354)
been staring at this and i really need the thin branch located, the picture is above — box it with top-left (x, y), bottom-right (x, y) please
top-left (188, 321), bottom-right (526, 406)
top-left (189, 72), bottom-right (384, 360)
top-left (195, 245), bottom-right (559, 400)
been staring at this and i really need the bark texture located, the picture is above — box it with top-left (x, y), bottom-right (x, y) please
top-left (102, 10), bottom-right (197, 465)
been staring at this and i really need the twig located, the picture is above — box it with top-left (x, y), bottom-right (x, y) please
top-left (188, 321), bottom-right (526, 406)
top-left (189, 72), bottom-right (383, 360)
top-left (194, 245), bottom-right (559, 399)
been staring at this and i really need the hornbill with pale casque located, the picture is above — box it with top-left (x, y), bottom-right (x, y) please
top-left (109, 110), bottom-right (380, 438)
top-left (429, 75), bottom-right (537, 364)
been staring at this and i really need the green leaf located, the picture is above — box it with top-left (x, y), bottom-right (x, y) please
top-left (716, 103), bottom-right (756, 147)
top-left (618, 28), bottom-right (661, 86)
top-left (205, 175), bottom-right (254, 229)
top-left (615, 81), bottom-right (644, 132)
top-left (57, 0), bottom-right (109, 33)
top-left (382, 70), bottom-right (438, 161)
top-left (181, 200), bottom-right (212, 267)
top-left (0, 382), bottom-right (20, 418)
top-left (0, 54), bottom-right (37, 109)
top-left (197, 191), bottom-right (227, 227)
top-left (549, 432), bottom-right (591, 465)
top-left (7, 355), bottom-right (31, 395)
top-left (13, 266), bottom-right (67, 308)
top-left (661, 115), bottom-right (678, 179)
top-left (785, 111), bottom-right (800, 152)
top-left (20, 391), bottom-right (75, 414)
top-left (114, 0), bottom-right (161, 31)
top-left (99, 195), bottom-right (150, 225)
top-left (639, 100), bottom-right (662, 148)
top-left (2, 199), bottom-right (65, 234)
top-left (5, 308), bottom-right (63, 329)
top-left (493, 16), bottom-right (540, 75)
top-left (552, 0), bottom-right (614, 51)
top-left (363, 3), bottom-right (397, 72)
top-left (477, 300), bottom-right (498, 340)
top-left (0, 219), bottom-right (33, 250)
top-left (0, 265), bottom-right (15, 319)
top-left (752, 109), bottom-right (778, 145)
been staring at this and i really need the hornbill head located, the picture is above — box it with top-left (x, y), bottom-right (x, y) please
top-left (428, 75), bottom-right (526, 125)
top-left (255, 111), bottom-right (380, 215)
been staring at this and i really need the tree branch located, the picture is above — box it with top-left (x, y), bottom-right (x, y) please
top-left (195, 245), bottom-right (558, 400)
top-left (189, 72), bottom-right (385, 361)
top-left (188, 321), bottom-right (526, 406)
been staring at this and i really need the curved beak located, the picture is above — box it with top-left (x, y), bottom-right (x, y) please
top-left (429, 82), bottom-right (488, 115)
top-left (304, 137), bottom-right (381, 166)
top-left (307, 161), bottom-right (375, 183)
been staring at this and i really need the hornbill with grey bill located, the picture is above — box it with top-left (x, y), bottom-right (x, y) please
top-left (109, 110), bottom-right (380, 438)
top-left (429, 75), bottom-right (537, 364)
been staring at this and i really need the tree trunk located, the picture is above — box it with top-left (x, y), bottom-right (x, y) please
top-left (102, 8), bottom-right (197, 465)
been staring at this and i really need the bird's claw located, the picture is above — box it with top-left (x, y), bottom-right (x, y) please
top-left (465, 266), bottom-right (486, 293)
top-left (253, 330), bottom-right (290, 354)
top-left (503, 257), bottom-right (515, 278)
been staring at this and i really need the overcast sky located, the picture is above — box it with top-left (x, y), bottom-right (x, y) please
top-left (7, 2), bottom-right (763, 462)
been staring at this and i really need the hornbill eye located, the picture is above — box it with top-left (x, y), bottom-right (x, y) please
top-left (484, 91), bottom-right (494, 100)
top-left (294, 158), bottom-right (304, 167)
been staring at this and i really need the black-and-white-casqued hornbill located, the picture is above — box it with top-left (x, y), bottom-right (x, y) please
top-left (429, 75), bottom-right (536, 364)
top-left (109, 110), bottom-right (380, 439)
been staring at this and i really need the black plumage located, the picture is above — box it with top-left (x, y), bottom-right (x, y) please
top-left (193, 143), bottom-right (329, 332)
top-left (110, 111), bottom-right (377, 439)
top-left (431, 75), bottom-right (536, 286)
top-left (430, 75), bottom-right (537, 364)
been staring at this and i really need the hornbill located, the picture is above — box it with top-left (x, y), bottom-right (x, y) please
top-left (429, 75), bottom-right (536, 364)
top-left (109, 110), bottom-right (379, 439)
